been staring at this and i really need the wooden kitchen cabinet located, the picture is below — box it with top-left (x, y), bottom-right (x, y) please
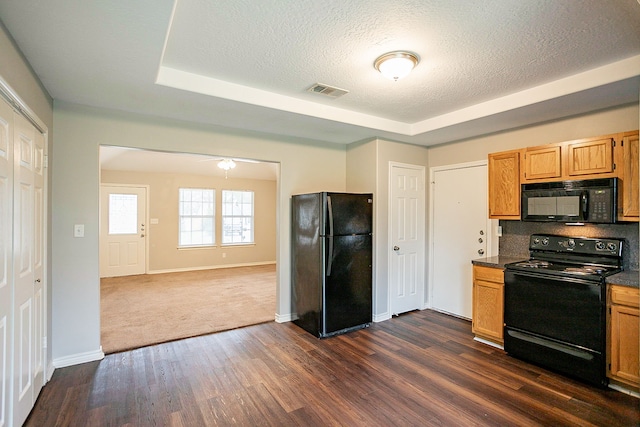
top-left (522, 135), bottom-right (616, 183)
top-left (619, 131), bottom-right (639, 220)
top-left (566, 136), bottom-right (615, 177)
top-left (607, 284), bottom-right (639, 389)
top-left (523, 144), bottom-right (562, 181)
top-left (488, 150), bottom-right (521, 219)
top-left (487, 129), bottom-right (638, 221)
top-left (472, 265), bottom-right (504, 345)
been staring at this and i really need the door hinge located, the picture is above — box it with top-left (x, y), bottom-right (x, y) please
top-left (611, 138), bottom-right (615, 147)
top-left (44, 154), bottom-right (49, 168)
top-left (613, 163), bottom-right (616, 171)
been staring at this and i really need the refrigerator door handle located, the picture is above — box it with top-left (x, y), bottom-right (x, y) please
top-left (327, 195), bottom-right (334, 237)
top-left (326, 195), bottom-right (334, 276)
top-left (327, 236), bottom-right (333, 276)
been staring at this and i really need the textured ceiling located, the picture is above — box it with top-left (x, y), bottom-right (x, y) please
top-left (0, 0), bottom-right (639, 147)
top-left (100, 147), bottom-right (278, 181)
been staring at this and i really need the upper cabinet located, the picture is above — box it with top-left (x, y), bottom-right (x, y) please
top-left (488, 130), bottom-right (638, 221)
top-left (522, 135), bottom-right (616, 183)
top-left (620, 131), bottom-right (639, 220)
top-left (523, 144), bottom-right (561, 181)
top-left (488, 150), bottom-right (520, 219)
top-left (566, 136), bottom-right (615, 177)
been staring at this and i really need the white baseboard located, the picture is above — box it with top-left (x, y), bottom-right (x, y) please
top-left (147, 261), bottom-right (276, 275)
top-left (46, 361), bottom-right (55, 381)
top-left (53, 347), bottom-right (105, 368)
top-left (373, 312), bottom-right (391, 322)
top-left (275, 312), bottom-right (295, 323)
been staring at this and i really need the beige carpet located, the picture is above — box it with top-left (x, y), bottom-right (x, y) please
top-left (100, 264), bottom-right (276, 354)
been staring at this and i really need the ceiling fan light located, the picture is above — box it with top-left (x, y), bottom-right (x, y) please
top-left (374, 51), bottom-right (419, 81)
top-left (217, 159), bottom-right (236, 170)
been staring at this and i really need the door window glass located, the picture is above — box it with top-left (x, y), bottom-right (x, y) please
top-left (109, 194), bottom-right (138, 235)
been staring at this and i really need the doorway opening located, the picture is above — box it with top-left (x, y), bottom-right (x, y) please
top-left (98, 146), bottom-right (279, 353)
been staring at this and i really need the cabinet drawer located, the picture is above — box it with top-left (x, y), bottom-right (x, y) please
top-left (473, 265), bottom-right (503, 283)
top-left (610, 285), bottom-right (639, 308)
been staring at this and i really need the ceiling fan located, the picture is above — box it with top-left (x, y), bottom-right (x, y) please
top-left (197, 155), bottom-right (261, 178)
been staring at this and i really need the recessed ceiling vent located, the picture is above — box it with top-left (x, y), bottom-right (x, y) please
top-left (307, 83), bottom-right (349, 98)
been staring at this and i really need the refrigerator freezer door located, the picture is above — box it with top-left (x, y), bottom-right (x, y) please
top-left (324, 193), bottom-right (373, 237)
top-left (291, 193), bottom-right (323, 336)
top-left (322, 234), bottom-right (372, 335)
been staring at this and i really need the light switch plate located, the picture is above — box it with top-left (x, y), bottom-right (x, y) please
top-left (74, 224), bottom-right (84, 238)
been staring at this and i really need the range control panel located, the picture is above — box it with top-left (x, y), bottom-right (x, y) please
top-left (530, 234), bottom-right (623, 256)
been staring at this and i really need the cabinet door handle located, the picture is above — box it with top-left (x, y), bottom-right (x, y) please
top-left (478, 249), bottom-right (485, 255)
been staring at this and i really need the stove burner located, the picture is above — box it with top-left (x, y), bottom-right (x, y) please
top-left (563, 266), bottom-right (605, 275)
top-left (514, 260), bottom-right (550, 268)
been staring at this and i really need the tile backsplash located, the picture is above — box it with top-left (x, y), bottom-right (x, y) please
top-left (499, 221), bottom-right (639, 271)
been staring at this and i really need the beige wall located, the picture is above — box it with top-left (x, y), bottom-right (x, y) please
top-left (347, 138), bottom-right (429, 318)
top-left (428, 104), bottom-right (639, 168)
top-left (101, 169), bottom-right (276, 272)
top-left (52, 101), bottom-right (346, 361)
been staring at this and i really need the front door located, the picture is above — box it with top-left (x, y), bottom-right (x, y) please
top-left (100, 185), bottom-right (147, 277)
top-left (430, 162), bottom-right (490, 318)
top-left (389, 163), bottom-right (425, 315)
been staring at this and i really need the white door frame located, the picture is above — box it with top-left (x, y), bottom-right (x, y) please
top-left (426, 160), bottom-right (498, 310)
top-left (387, 161), bottom-right (426, 316)
top-left (99, 183), bottom-right (150, 277)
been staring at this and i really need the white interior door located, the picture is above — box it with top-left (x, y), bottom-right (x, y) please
top-left (389, 163), bottom-right (425, 315)
top-left (32, 129), bottom-right (45, 394)
top-left (430, 163), bottom-right (490, 319)
top-left (100, 185), bottom-right (147, 277)
top-left (0, 96), bottom-right (13, 427)
top-left (12, 113), bottom-right (36, 427)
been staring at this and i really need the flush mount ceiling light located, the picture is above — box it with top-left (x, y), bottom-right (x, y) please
top-left (374, 51), bottom-right (420, 81)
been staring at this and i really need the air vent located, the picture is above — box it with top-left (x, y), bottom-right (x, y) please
top-left (307, 83), bottom-right (349, 98)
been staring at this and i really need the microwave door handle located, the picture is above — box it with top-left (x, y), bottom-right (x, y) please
top-left (581, 191), bottom-right (588, 220)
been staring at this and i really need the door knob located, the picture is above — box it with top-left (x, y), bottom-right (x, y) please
top-left (393, 246), bottom-right (400, 251)
top-left (479, 230), bottom-right (484, 235)
top-left (141, 234), bottom-right (145, 238)
top-left (478, 249), bottom-right (485, 255)
top-left (478, 238), bottom-right (483, 243)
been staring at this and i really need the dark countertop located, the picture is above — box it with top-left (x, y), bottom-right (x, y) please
top-left (606, 271), bottom-right (639, 288)
top-left (471, 256), bottom-right (527, 269)
top-left (472, 257), bottom-right (639, 289)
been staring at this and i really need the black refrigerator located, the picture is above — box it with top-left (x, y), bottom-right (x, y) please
top-left (291, 192), bottom-right (373, 338)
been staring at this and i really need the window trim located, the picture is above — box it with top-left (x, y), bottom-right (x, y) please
top-left (178, 187), bottom-right (216, 248)
top-left (221, 189), bottom-right (255, 245)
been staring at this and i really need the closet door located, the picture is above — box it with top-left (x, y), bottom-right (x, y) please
top-left (12, 113), bottom-right (36, 427)
top-left (0, 98), bottom-right (13, 427)
top-left (32, 129), bottom-right (45, 394)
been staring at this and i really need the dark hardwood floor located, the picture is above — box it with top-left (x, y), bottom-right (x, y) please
top-left (27, 310), bottom-right (639, 426)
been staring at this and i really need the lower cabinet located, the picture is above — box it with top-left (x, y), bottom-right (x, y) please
top-left (472, 265), bottom-right (504, 345)
top-left (607, 284), bottom-right (640, 389)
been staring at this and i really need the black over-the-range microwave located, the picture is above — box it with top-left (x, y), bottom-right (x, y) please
top-left (521, 178), bottom-right (618, 223)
